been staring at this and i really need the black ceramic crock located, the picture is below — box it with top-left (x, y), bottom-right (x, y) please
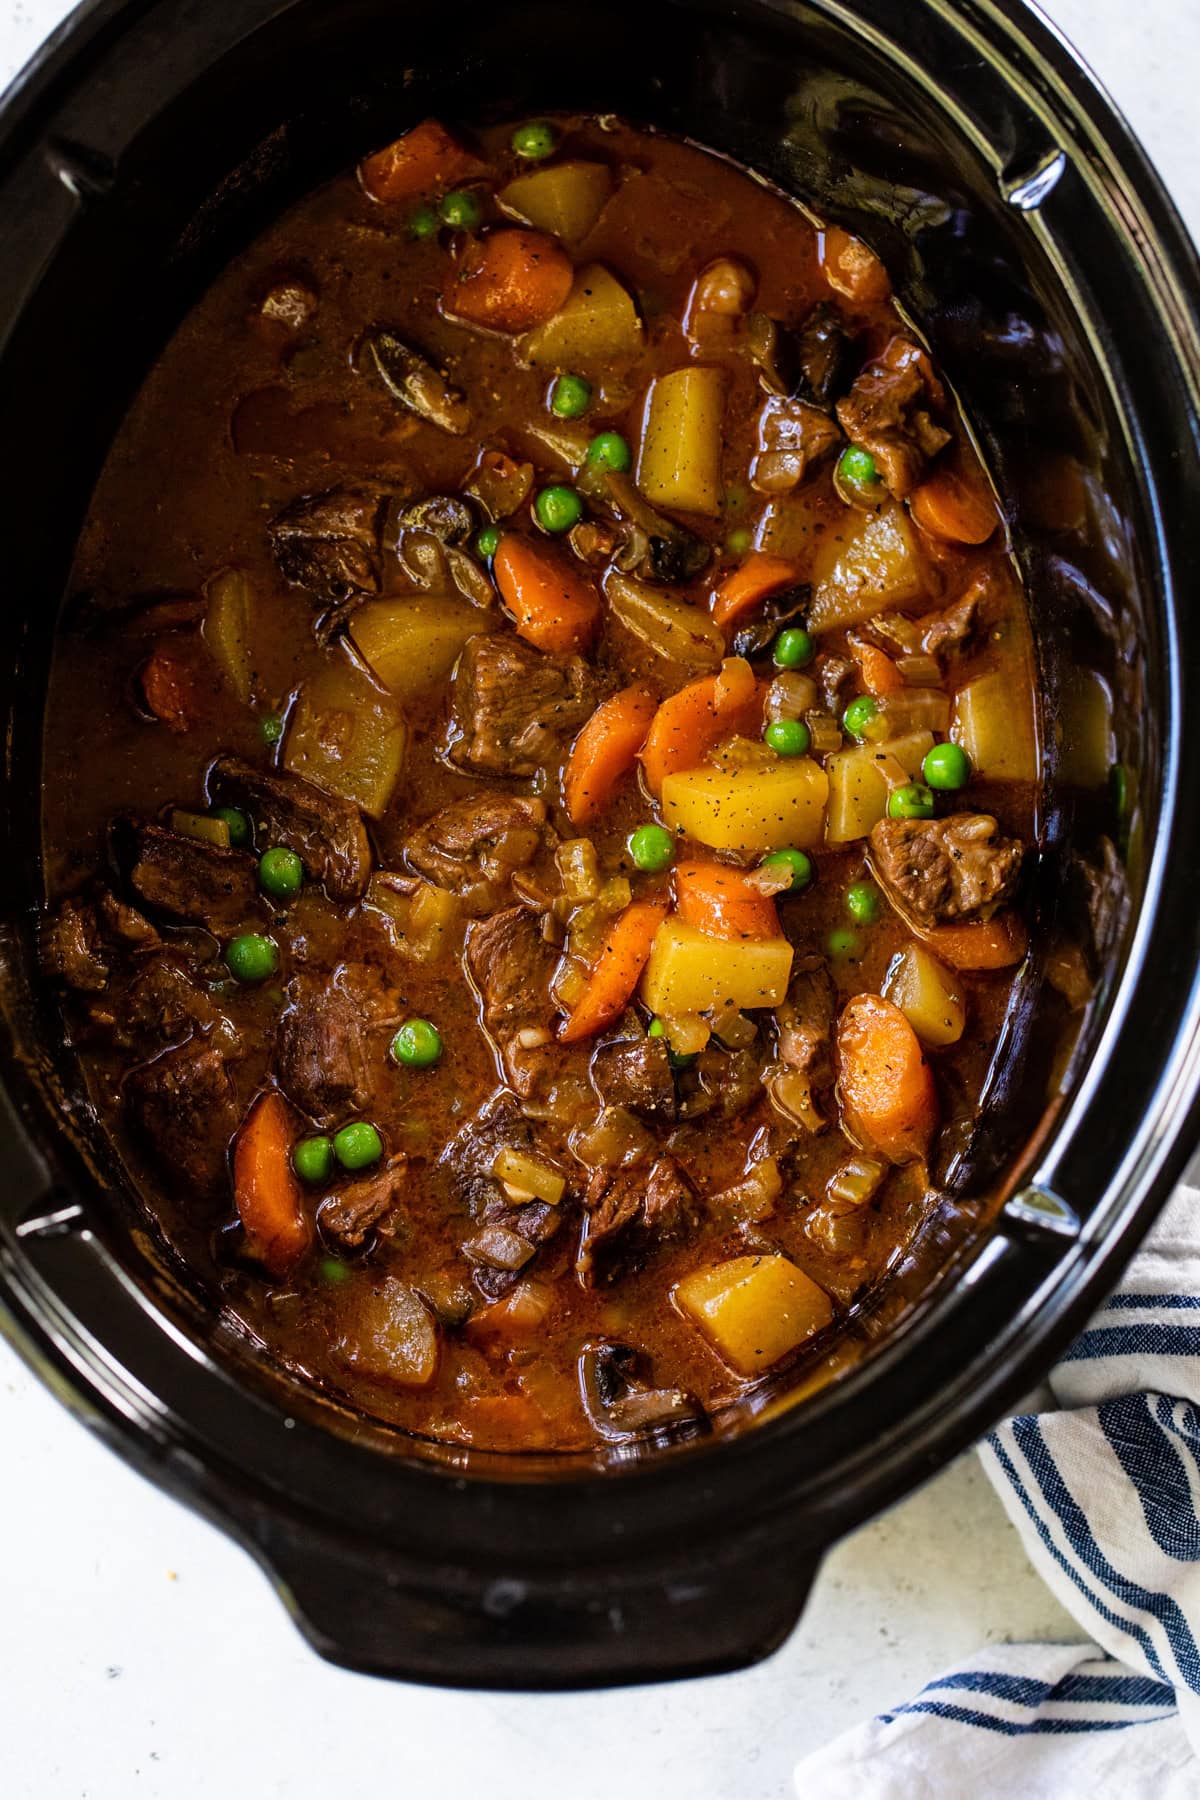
top-left (1, 0), bottom-right (1199, 1689)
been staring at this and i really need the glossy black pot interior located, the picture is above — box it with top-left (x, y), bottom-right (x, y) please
top-left (1, 0), bottom-right (1199, 1688)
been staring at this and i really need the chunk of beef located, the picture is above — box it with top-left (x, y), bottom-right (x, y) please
top-left (40, 890), bottom-right (161, 993)
top-left (590, 1033), bottom-right (676, 1121)
top-left (465, 905), bottom-right (591, 1114)
top-left (207, 756), bottom-right (371, 901)
top-left (750, 396), bottom-right (843, 495)
top-left (120, 821), bottom-right (259, 933)
top-left (442, 1099), bottom-right (568, 1296)
top-left (124, 1038), bottom-right (240, 1198)
top-left (835, 336), bottom-right (951, 498)
top-left (318, 1158), bottom-right (407, 1249)
top-left (96, 891), bottom-right (160, 949)
top-left (577, 1155), bottom-right (701, 1287)
top-left (917, 572), bottom-right (994, 659)
top-left (676, 1042), bottom-right (766, 1123)
top-left (870, 813), bottom-right (1024, 928)
top-left (123, 954), bottom-right (239, 1054)
top-left (275, 962), bottom-right (401, 1125)
top-left (269, 487), bottom-right (385, 608)
top-left (446, 634), bottom-right (597, 777)
top-left (763, 952), bottom-right (837, 1131)
top-left (404, 793), bottom-right (550, 913)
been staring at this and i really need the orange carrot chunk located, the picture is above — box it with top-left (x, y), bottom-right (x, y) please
top-left (233, 1091), bottom-right (313, 1278)
top-left (836, 993), bottom-right (938, 1164)
top-left (443, 228), bottom-right (573, 334)
top-left (493, 532), bottom-right (601, 656)
top-left (909, 468), bottom-right (998, 546)
top-left (711, 554), bottom-right (800, 630)
top-left (559, 901), bottom-right (667, 1044)
top-left (847, 633), bottom-right (904, 697)
top-left (818, 225), bottom-right (891, 305)
top-left (139, 637), bottom-right (210, 733)
top-left (674, 861), bottom-right (781, 941)
top-left (640, 657), bottom-right (763, 796)
top-left (359, 118), bottom-right (484, 204)
top-left (564, 685), bottom-right (658, 826)
top-left (919, 911), bottom-right (1028, 971)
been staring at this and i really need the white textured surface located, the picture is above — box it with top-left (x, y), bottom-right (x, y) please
top-left (1, 4), bottom-right (1197, 1797)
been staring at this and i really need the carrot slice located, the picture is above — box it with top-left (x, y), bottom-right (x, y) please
top-left (847, 634), bottom-right (904, 697)
top-left (564, 685), bottom-right (658, 826)
top-left (818, 226), bottom-right (891, 305)
top-left (640, 657), bottom-right (763, 796)
top-left (711, 554), bottom-right (800, 630)
top-left (675, 861), bottom-right (781, 941)
top-left (910, 469), bottom-right (998, 546)
top-left (493, 532), bottom-right (601, 655)
top-left (233, 1091), bottom-right (313, 1278)
top-left (559, 901), bottom-right (667, 1044)
top-left (359, 118), bottom-right (484, 204)
top-left (918, 911), bottom-right (1028, 971)
top-left (443, 228), bottom-right (574, 334)
top-left (836, 993), bottom-right (938, 1164)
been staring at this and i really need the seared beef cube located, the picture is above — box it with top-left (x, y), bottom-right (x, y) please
top-left (677, 1042), bottom-right (766, 1123)
top-left (466, 905), bottom-right (558, 1040)
top-left (40, 896), bottom-right (110, 991)
top-left (441, 1098), bottom-right (537, 1216)
top-left (918, 573), bottom-right (991, 659)
top-left (124, 1038), bottom-right (240, 1198)
top-left (750, 395), bottom-right (843, 494)
top-left (577, 1155), bottom-right (700, 1286)
top-left (870, 813), bottom-right (1024, 928)
top-left (124, 955), bottom-right (238, 1053)
top-left (446, 634), bottom-right (596, 777)
top-left (318, 1158), bottom-right (407, 1249)
top-left (274, 962), bottom-right (400, 1125)
top-left (207, 756), bottom-right (372, 901)
top-left (269, 487), bottom-right (385, 606)
top-left (121, 822), bottom-right (259, 933)
top-left (590, 1034), bottom-right (676, 1121)
top-left (763, 953), bottom-right (836, 1131)
top-left (404, 792), bottom-right (550, 912)
top-left (835, 336), bottom-right (951, 497)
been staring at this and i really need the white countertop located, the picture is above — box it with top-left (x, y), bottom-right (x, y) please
top-left (2, 4), bottom-right (1197, 1796)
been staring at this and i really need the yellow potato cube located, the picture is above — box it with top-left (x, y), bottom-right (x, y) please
top-left (637, 365), bottom-right (726, 516)
top-left (351, 598), bottom-right (482, 701)
top-left (825, 730), bottom-right (934, 844)
top-left (661, 759), bottom-right (828, 855)
top-left (521, 264), bottom-right (643, 367)
top-left (882, 942), bottom-right (966, 1046)
top-left (951, 671), bottom-right (1038, 781)
top-left (641, 917), bottom-right (793, 1020)
top-left (809, 502), bottom-right (928, 631)
top-left (674, 1255), bottom-right (833, 1376)
top-left (284, 647), bottom-right (408, 817)
top-left (498, 161), bottom-right (613, 243)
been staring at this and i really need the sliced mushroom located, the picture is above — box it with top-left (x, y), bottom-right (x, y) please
top-left (600, 472), bottom-right (710, 583)
top-left (745, 303), bottom-right (854, 411)
top-left (730, 582), bottom-right (811, 659)
top-left (578, 1342), bottom-right (708, 1444)
top-left (358, 327), bottom-right (471, 435)
top-left (396, 493), bottom-right (476, 545)
top-left (269, 487), bottom-right (385, 612)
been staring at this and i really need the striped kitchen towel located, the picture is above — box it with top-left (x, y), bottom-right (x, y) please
top-left (797, 1179), bottom-right (1200, 1798)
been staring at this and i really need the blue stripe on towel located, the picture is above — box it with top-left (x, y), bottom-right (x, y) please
top-left (925, 1668), bottom-right (1176, 1709)
top-left (1012, 1416), bottom-right (1200, 1686)
top-left (876, 1700), bottom-right (1170, 1734)
top-left (1062, 1325), bottom-right (1200, 1361)
top-left (988, 1432), bottom-right (1171, 1682)
top-left (1097, 1394), bottom-right (1200, 1561)
top-left (1104, 1294), bottom-right (1200, 1312)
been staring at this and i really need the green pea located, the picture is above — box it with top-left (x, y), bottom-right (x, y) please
top-left (320, 1257), bottom-right (350, 1285)
top-left (211, 806), bottom-right (250, 848)
top-left (391, 1019), bottom-right (444, 1069)
top-left (761, 847), bottom-right (813, 893)
top-left (888, 782), bottom-right (936, 820)
top-left (332, 1121), bottom-right (384, 1171)
top-left (223, 933), bottom-right (279, 984)
top-left (773, 627), bottom-right (815, 669)
top-left (585, 431), bottom-right (632, 474)
top-left (439, 189), bottom-right (482, 230)
top-left (475, 523), bottom-right (502, 562)
top-left (258, 846), bottom-right (303, 901)
top-left (826, 926), bottom-right (861, 959)
top-left (1110, 762), bottom-right (1130, 821)
top-left (846, 881), bottom-right (880, 925)
top-left (842, 695), bottom-right (878, 740)
top-left (838, 445), bottom-right (878, 488)
top-left (628, 823), bottom-right (675, 873)
top-left (923, 741), bottom-right (971, 791)
top-left (647, 1016), bottom-right (697, 1070)
top-left (726, 526), bottom-right (753, 555)
top-left (764, 717), bottom-right (811, 758)
top-left (534, 484), bottom-right (584, 534)
top-left (293, 1134), bottom-right (334, 1185)
top-left (260, 713), bottom-right (284, 747)
top-left (512, 120), bottom-right (558, 161)
top-left (408, 203), bottom-right (439, 240)
top-left (550, 373), bottom-right (592, 420)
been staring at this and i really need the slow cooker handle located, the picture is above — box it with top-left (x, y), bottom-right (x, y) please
top-left (255, 1514), bottom-right (820, 1687)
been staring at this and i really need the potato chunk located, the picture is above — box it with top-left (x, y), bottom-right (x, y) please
top-left (661, 759), bottom-right (828, 855)
top-left (521, 263), bottom-right (642, 367)
top-left (335, 1278), bottom-right (440, 1388)
top-left (498, 161), bottom-right (613, 243)
top-left (674, 1255), bottom-right (833, 1376)
top-left (637, 366), bottom-right (726, 516)
top-left (951, 670), bottom-right (1038, 782)
top-left (641, 916), bottom-right (793, 1019)
top-left (809, 502), bottom-right (927, 631)
top-left (883, 942), bottom-right (966, 1046)
top-left (351, 596), bottom-right (482, 701)
top-left (283, 647), bottom-right (408, 817)
top-left (824, 730), bottom-right (934, 844)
